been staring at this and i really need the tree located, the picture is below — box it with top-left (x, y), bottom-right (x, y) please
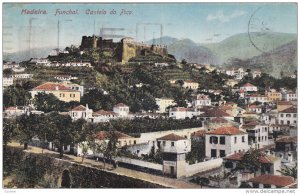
top-left (73, 120), bottom-right (100, 163)
top-left (33, 93), bottom-right (65, 113)
top-left (3, 85), bottom-right (31, 108)
top-left (277, 164), bottom-right (297, 179)
top-left (46, 112), bottom-right (74, 159)
top-left (96, 128), bottom-right (119, 168)
top-left (237, 148), bottom-right (263, 175)
top-left (3, 118), bottom-right (17, 150)
top-left (16, 114), bottom-right (40, 150)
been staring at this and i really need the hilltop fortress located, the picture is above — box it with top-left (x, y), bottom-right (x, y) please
top-left (80, 35), bottom-right (169, 64)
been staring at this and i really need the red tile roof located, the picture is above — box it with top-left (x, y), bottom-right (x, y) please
top-left (32, 82), bottom-right (73, 91)
top-left (206, 126), bottom-right (247, 135)
top-left (276, 136), bottom-right (297, 143)
top-left (225, 152), bottom-right (279, 164)
top-left (71, 105), bottom-right (87, 111)
top-left (248, 175), bottom-right (294, 187)
top-left (5, 107), bottom-right (18, 110)
top-left (201, 108), bottom-right (231, 117)
top-left (277, 101), bottom-right (293, 105)
top-left (279, 106), bottom-right (297, 113)
top-left (210, 117), bottom-right (228, 123)
top-left (192, 130), bottom-right (206, 137)
top-left (93, 109), bottom-right (117, 116)
top-left (95, 131), bottom-right (133, 140)
top-left (157, 133), bottom-right (186, 141)
top-left (170, 107), bottom-right (188, 112)
top-left (242, 83), bottom-right (256, 87)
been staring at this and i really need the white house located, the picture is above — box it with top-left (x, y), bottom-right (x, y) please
top-left (278, 106), bottom-right (297, 126)
top-left (155, 98), bottom-right (176, 113)
top-left (246, 104), bottom-right (262, 114)
top-left (205, 126), bottom-right (249, 158)
top-left (169, 107), bottom-right (200, 119)
top-left (248, 94), bottom-right (268, 104)
top-left (192, 94), bottom-right (211, 107)
top-left (240, 83), bottom-right (257, 92)
top-left (241, 121), bottom-right (269, 149)
top-left (157, 133), bottom-right (191, 178)
top-left (92, 110), bottom-right (118, 123)
top-left (62, 82), bottom-right (84, 97)
top-left (225, 68), bottom-right (247, 80)
top-left (282, 91), bottom-right (297, 101)
top-left (3, 76), bottom-right (14, 87)
top-left (113, 103), bottom-right (129, 118)
top-left (54, 75), bottom-right (78, 81)
top-left (13, 73), bottom-right (33, 79)
top-left (69, 104), bottom-right (93, 121)
top-left (4, 107), bottom-right (25, 117)
top-left (182, 80), bottom-right (199, 90)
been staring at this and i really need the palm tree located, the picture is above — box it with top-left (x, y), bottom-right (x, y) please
top-left (277, 164), bottom-right (297, 179)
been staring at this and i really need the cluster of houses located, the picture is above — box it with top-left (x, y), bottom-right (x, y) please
top-left (2, 59), bottom-right (297, 188)
top-left (29, 58), bottom-right (92, 67)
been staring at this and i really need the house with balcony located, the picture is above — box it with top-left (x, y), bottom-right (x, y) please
top-left (241, 121), bottom-right (269, 149)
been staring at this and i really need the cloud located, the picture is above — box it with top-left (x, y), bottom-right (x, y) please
top-left (206, 10), bottom-right (247, 23)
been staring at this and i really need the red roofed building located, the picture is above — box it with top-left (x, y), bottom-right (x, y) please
top-left (156, 133), bottom-right (191, 178)
top-left (240, 83), bottom-right (257, 92)
top-left (205, 126), bottom-right (249, 158)
top-left (248, 175), bottom-right (295, 188)
top-left (31, 82), bottom-right (80, 102)
top-left (92, 109), bottom-right (118, 123)
top-left (224, 151), bottom-right (281, 178)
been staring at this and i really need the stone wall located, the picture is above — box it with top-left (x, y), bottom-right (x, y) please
top-left (3, 147), bottom-right (165, 188)
top-left (185, 158), bottom-right (223, 177)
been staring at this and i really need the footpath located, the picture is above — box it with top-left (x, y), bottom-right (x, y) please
top-left (8, 142), bottom-right (202, 189)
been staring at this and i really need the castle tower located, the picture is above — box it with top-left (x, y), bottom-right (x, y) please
top-left (156, 133), bottom-right (191, 178)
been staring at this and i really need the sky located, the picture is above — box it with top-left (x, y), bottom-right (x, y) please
top-left (2, 3), bottom-right (297, 53)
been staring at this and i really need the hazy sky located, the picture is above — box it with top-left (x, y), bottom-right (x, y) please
top-left (3, 3), bottom-right (297, 53)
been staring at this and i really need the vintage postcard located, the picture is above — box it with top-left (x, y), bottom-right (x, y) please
top-left (2, 2), bottom-right (298, 192)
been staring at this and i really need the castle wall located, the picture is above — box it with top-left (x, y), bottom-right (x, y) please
top-left (80, 36), bottom-right (168, 64)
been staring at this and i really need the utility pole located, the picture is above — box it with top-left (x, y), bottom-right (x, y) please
top-left (29, 18), bottom-right (37, 58)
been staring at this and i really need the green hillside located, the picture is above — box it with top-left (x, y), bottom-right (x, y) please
top-left (202, 32), bottom-right (297, 63)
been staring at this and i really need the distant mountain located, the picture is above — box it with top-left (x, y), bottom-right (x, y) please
top-left (3, 46), bottom-right (56, 62)
top-left (148, 36), bottom-right (220, 64)
top-left (147, 36), bottom-right (179, 46)
top-left (247, 40), bottom-right (297, 77)
top-left (202, 32), bottom-right (297, 63)
top-left (226, 40), bottom-right (297, 78)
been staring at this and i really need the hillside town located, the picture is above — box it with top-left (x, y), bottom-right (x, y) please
top-left (3, 33), bottom-right (298, 189)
